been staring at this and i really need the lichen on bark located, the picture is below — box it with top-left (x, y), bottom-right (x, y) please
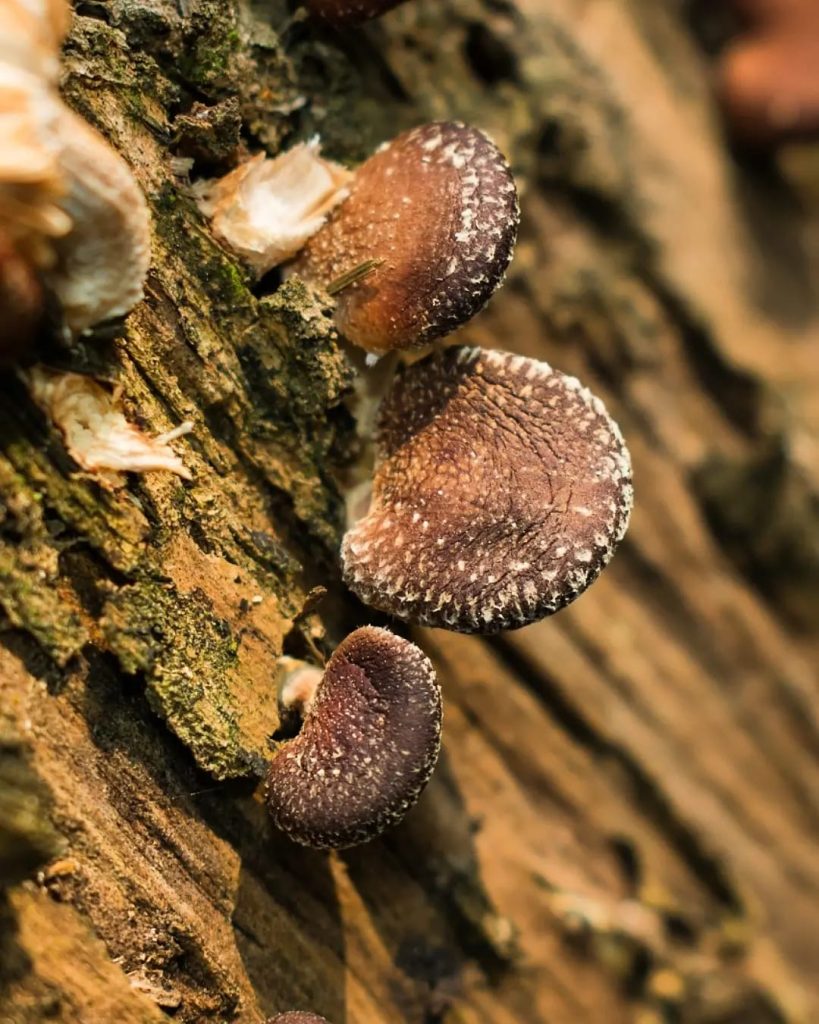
top-left (2, 0), bottom-right (363, 776)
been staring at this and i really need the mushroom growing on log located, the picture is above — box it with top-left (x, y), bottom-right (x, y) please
top-left (0, 0), bottom-right (150, 336)
top-left (289, 122), bottom-right (519, 353)
top-left (266, 627), bottom-right (442, 849)
top-left (342, 346), bottom-right (633, 633)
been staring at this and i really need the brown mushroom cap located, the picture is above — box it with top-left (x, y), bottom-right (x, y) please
top-left (265, 626), bottom-right (441, 849)
top-left (268, 1014), bottom-right (331, 1024)
top-left (341, 347), bottom-right (633, 633)
top-left (305, 0), bottom-right (407, 25)
top-left (289, 122), bottom-right (519, 354)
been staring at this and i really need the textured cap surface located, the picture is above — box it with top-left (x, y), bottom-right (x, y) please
top-left (290, 122), bottom-right (519, 353)
top-left (268, 1014), bottom-right (331, 1024)
top-left (266, 627), bottom-right (441, 849)
top-left (305, 0), bottom-right (406, 25)
top-left (342, 347), bottom-right (633, 633)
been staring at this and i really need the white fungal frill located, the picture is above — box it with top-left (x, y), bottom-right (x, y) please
top-left (196, 140), bottom-right (352, 275)
top-left (27, 367), bottom-right (192, 486)
top-left (0, 0), bottom-right (152, 334)
top-left (0, 19), bottom-right (72, 267)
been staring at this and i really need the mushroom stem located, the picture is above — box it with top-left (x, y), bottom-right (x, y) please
top-left (334, 341), bottom-right (400, 529)
top-left (275, 657), bottom-right (323, 738)
top-left (336, 342), bottom-right (449, 530)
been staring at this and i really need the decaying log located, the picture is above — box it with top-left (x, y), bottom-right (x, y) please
top-left (1, 1), bottom-right (818, 1022)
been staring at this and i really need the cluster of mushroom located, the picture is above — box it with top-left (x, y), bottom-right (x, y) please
top-left (232, 118), bottom-right (633, 851)
top-left (2, 0), bottom-right (632, 866)
top-left (248, 8), bottom-right (629, 1005)
top-left (1, 5), bottom-right (634, 1019)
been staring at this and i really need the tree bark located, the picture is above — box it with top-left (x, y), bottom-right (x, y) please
top-left (2, 1), bottom-right (819, 1022)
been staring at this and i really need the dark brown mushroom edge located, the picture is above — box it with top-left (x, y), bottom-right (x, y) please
top-left (265, 627), bottom-right (441, 849)
top-left (268, 1013), bottom-right (331, 1024)
top-left (289, 122), bottom-right (519, 354)
top-left (305, 0), bottom-right (407, 25)
top-left (342, 347), bottom-right (633, 633)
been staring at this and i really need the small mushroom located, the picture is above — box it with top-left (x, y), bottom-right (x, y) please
top-left (289, 122), bottom-right (519, 354)
top-left (718, 0), bottom-right (819, 143)
top-left (266, 626), bottom-right (441, 849)
top-left (342, 346), bottom-right (633, 633)
top-left (305, 0), bottom-right (407, 25)
top-left (268, 1014), bottom-right (331, 1024)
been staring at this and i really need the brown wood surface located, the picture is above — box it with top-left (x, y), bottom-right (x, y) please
top-left (1, 1), bottom-right (818, 1022)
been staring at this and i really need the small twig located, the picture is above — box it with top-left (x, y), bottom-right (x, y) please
top-left (327, 258), bottom-right (383, 296)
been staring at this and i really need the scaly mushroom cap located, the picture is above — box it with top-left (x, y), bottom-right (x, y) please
top-left (268, 1015), bottom-right (331, 1024)
top-left (305, 0), bottom-right (407, 26)
top-left (718, 0), bottom-right (819, 143)
top-left (290, 122), bottom-right (519, 354)
top-left (342, 347), bottom-right (633, 633)
top-left (265, 627), bottom-right (441, 849)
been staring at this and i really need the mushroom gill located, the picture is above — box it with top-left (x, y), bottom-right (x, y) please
top-left (0, 0), bottom-right (151, 335)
